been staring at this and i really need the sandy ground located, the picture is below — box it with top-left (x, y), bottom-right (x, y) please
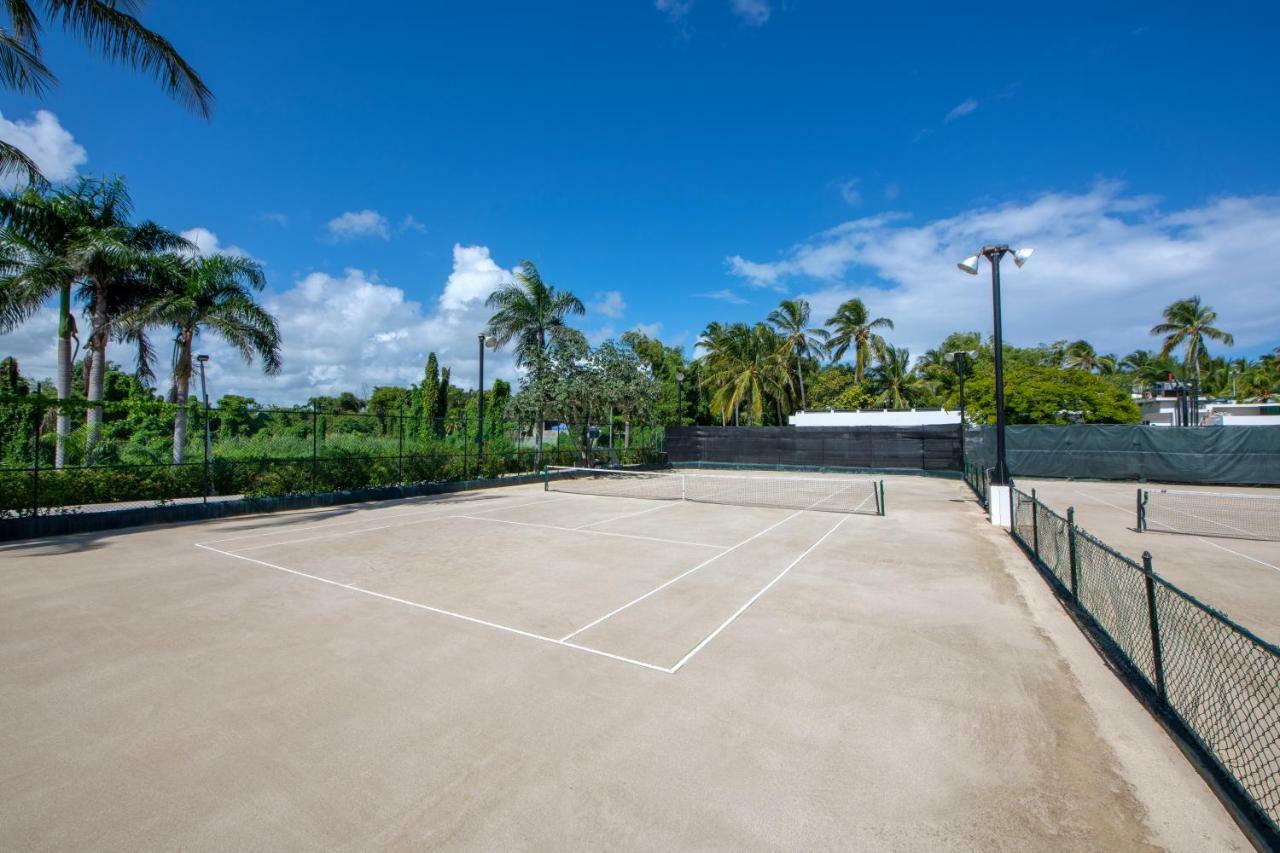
top-left (1018, 478), bottom-right (1280, 647)
top-left (0, 474), bottom-right (1250, 851)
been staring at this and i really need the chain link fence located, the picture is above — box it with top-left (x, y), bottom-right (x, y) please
top-left (1010, 486), bottom-right (1280, 843)
top-left (0, 395), bottom-right (665, 518)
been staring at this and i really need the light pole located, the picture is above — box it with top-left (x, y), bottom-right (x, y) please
top-left (945, 350), bottom-right (977, 468)
top-left (196, 354), bottom-right (211, 501)
top-left (957, 245), bottom-right (1032, 487)
top-left (477, 334), bottom-right (497, 470)
top-left (958, 246), bottom-right (1032, 526)
top-left (675, 372), bottom-right (685, 426)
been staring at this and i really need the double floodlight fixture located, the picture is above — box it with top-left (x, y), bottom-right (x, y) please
top-left (944, 350), bottom-right (978, 364)
top-left (957, 246), bottom-right (1034, 275)
top-left (481, 333), bottom-right (499, 350)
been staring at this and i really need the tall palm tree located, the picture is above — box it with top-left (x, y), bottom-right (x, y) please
top-left (0, 184), bottom-right (84, 466)
top-left (70, 178), bottom-right (189, 458)
top-left (1, 0), bottom-right (213, 184)
top-left (123, 253), bottom-right (281, 463)
top-left (1151, 296), bottom-right (1234, 388)
top-left (867, 346), bottom-right (925, 409)
top-left (766, 297), bottom-right (828, 411)
top-left (699, 322), bottom-right (791, 426)
top-left (484, 261), bottom-right (584, 455)
top-left (825, 298), bottom-right (893, 383)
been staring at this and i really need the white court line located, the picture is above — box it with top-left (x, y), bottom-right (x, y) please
top-left (1071, 487), bottom-right (1280, 576)
top-left (203, 496), bottom-right (563, 552)
top-left (670, 514), bottom-right (850, 673)
top-left (573, 500), bottom-right (681, 530)
top-left (195, 542), bottom-right (675, 674)
top-left (558, 509), bottom-right (805, 642)
top-left (199, 492), bottom-right (545, 546)
top-left (456, 515), bottom-right (728, 550)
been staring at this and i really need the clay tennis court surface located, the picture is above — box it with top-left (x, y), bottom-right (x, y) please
top-left (0, 473), bottom-right (1252, 849)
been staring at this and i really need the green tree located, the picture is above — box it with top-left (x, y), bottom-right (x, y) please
top-left (807, 363), bottom-right (858, 410)
top-left (867, 346), bottom-right (927, 409)
top-left (418, 352), bottom-right (441, 433)
top-left (766, 297), bottom-right (828, 411)
top-left (698, 322), bottom-right (792, 426)
top-left (964, 363), bottom-right (1141, 425)
top-left (437, 366), bottom-right (451, 429)
top-left (123, 252), bottom-right (280, 463)
top-left (825, 298), bottom-right (893, 383)
top-left (1151, 296), bottom-right (1234, 388)
top-left (0, 0), bottom-right (213, 184)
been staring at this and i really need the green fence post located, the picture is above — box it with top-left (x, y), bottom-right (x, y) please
top-left (1066, 506), bottom-right (1079, 598)
top-left (1142, 551), bottom-right (1168, 703)
top-left (397, 406), bottom-right (405, 486)
top-left (879, 480), bottom-right (886, 516)
top-left (202, 400), bottom-right (211, 504)
top-left (310, 401), bottom-right (318, 493)
top-left (1030, 488), bottom-right (1040, 559)
top-left (1136, 488), bottom-right (1145, 533)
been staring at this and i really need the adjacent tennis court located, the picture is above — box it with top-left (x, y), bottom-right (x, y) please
top-left (0, 471), bottom-right (1249, 849)
top-left (1020, 477), bottom-right (1280, 646)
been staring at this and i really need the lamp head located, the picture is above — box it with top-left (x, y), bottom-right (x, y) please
top-left (196, 354), bottom-right (209, 364)
top-left (1012, 247), bottom-right (1034, 268)
top-left (676, 372), bottom-right (685, 382)
top-left (957, 255), bottom-right (980, 275)
top-left (484, 335), bottom-right (499, 350)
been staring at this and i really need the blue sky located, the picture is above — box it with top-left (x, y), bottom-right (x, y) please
top-left (2, 1), bottom-right (1279, 402)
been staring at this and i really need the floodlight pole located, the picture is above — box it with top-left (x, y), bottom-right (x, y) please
top-left (477, 334), bottom-right (486, 468)
top-left (675, 372), bottom-right (685, 426)
top-left (983, 245), bottom-right (1012, 486)
top-left (197, 354), bottom-right (211, 502)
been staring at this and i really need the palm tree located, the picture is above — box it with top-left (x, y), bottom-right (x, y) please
top-left (1061, 340), bottom-right (1116, 374)
top-left (825, 298), bottom-right (893, 383)
top-left (766, 297), bottom-right (828, 411)
top-left (1151, 296), bottom-right (1234, 388)
top-left (485, 261), bottom-right (584, 456)
top-left (1, 0), bottom-right (213, 184)
top-left (70, 178), bottom-right (189, 458)
top-left (0, 184), bottom-right (84, 466)
top-left (867, 346), bottom-right (925, 409)
top-left (123, 254), bottom-right (281, 463)
top-left (699, 322), bottom-right (791, 426)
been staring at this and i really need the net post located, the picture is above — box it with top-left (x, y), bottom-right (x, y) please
top-left (543, 464), bottom-right (549, 492)
top-left (1141, 551), bottom-right (1168, 704)
top-left (1066, 506), bottom-right (1079, 598)
top-left (1030, 488), bottom-right (1040, 558)
top-left (1135, 488), bottom-right (1145, 533)
top-left (878, 480), bottom-right (885, 516)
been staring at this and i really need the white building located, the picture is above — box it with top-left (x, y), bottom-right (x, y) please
top-left (1136, 396), bottom-right (1280, 427)
top-left (789, 409), bottom-right (961, 427)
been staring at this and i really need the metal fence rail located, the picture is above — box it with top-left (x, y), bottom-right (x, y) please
top-left (962, 461), bottom-right (990, 508)
top-left (1010, 487), bottom-right (1280, 843)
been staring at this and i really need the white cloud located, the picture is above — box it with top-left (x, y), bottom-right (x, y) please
top-left (180, 227), bottom-right (252, 259)
top-left (944, 98), bottom-right (979, 123)
top-left (727, 184), bottom-right (1280, 358)
top-left (326, 209), bottom-right (390, 241)
top-left (730, 0), bottom-right (770, 26)
top-left (632, 321), bottom-right (664, 338)
top-left (591, 290), bottom-right (626, 318)
top-left (838, 179), bottom-right (862, 206)
top-left (1, 245), bottom-right (528, 405)
top-left (655, 0), bottom-right (693, 21)
top-left (696, 288), bottom-right (749, 305)
top-left (399, 214), bottom-right (427, 234)
top-left (439, 244), bottom-right (514, 312)
top-left (0, 109), bottom-right (87, 186)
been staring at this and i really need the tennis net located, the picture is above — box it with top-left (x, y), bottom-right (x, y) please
top-left (546, 466), bottom-right (884, 515)
top-left (1138, 487), bottom-right (1280, 541)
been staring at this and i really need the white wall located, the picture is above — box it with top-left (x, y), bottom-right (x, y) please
top-left (789, 410), bottom-right (961, 427)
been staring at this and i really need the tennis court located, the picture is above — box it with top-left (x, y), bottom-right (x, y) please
top-left (1020, 478), bottom-right (1280, 646)
top-left (0, 471), bottom-right (1249, 849)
